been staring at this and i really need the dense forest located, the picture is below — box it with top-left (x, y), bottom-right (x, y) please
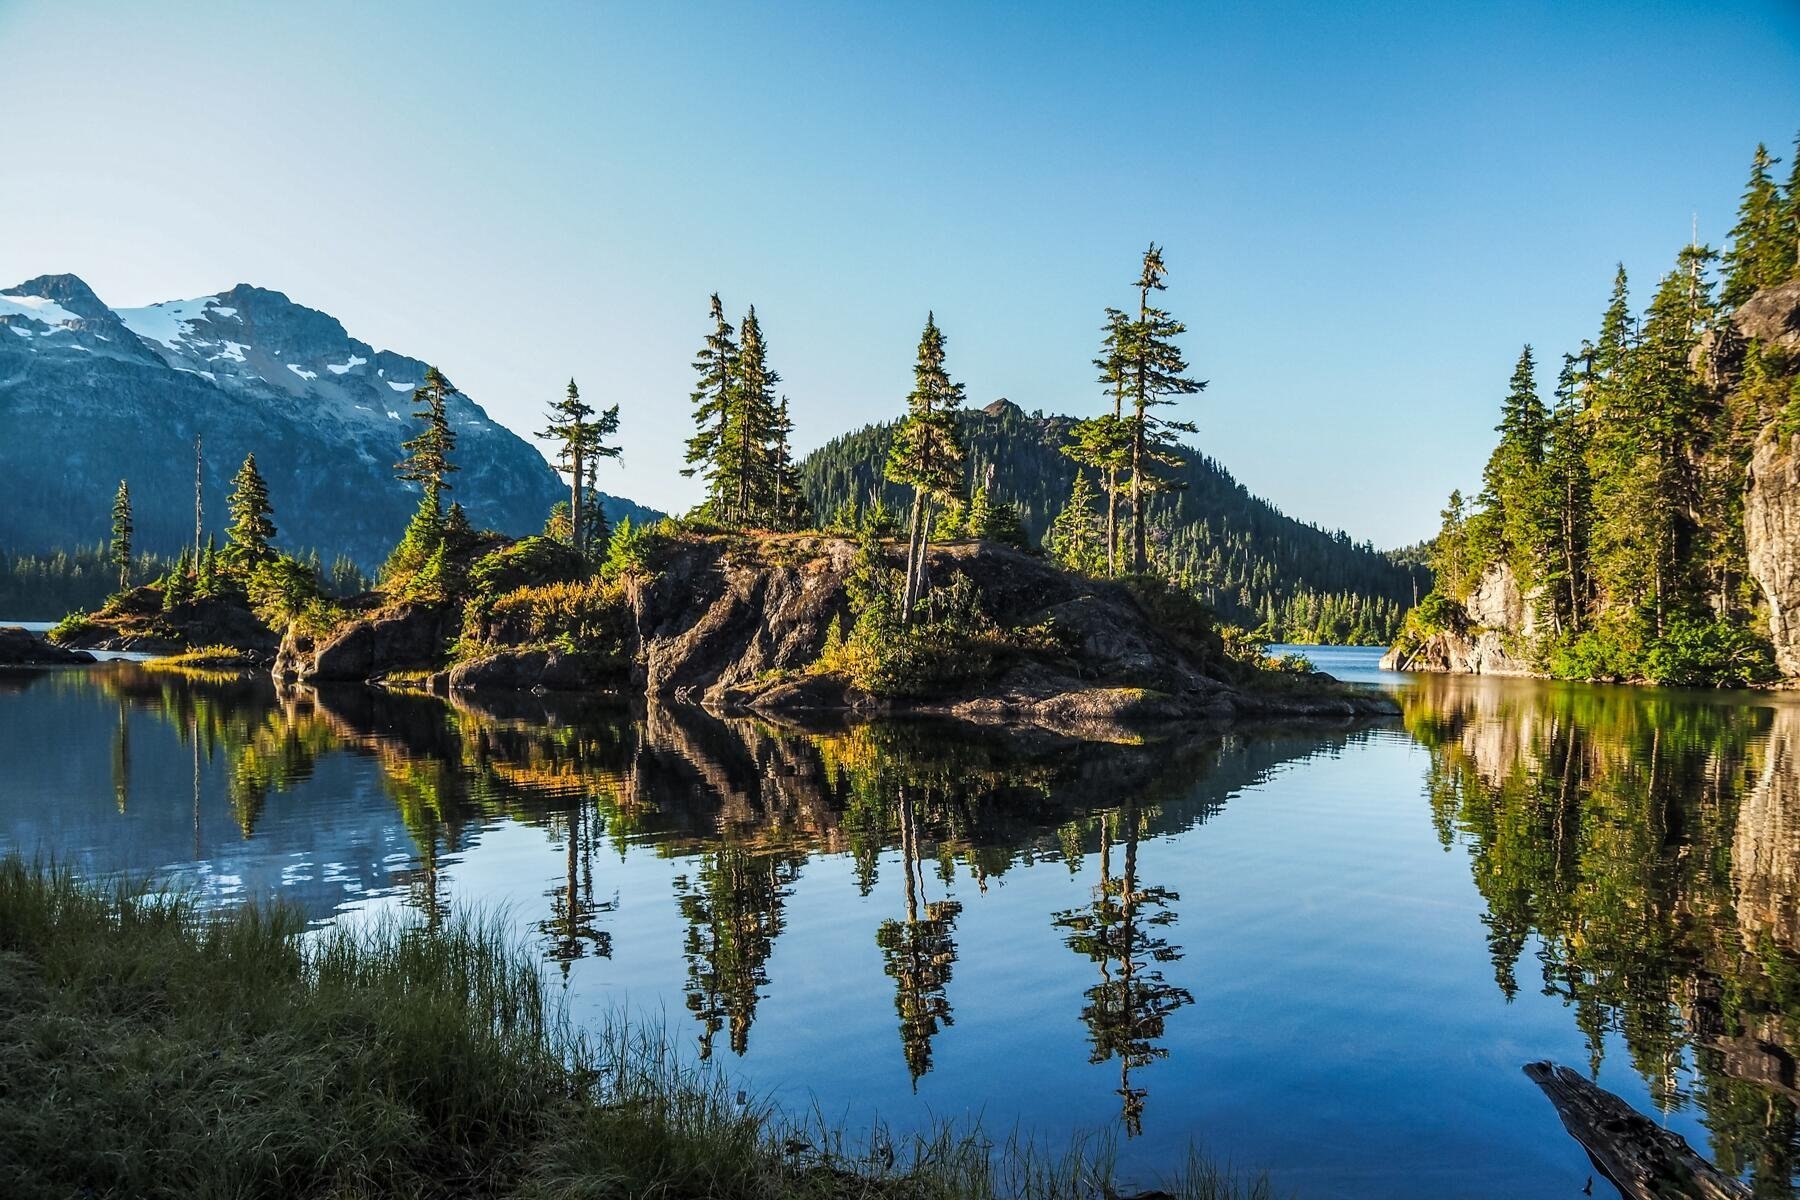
top-left (1412, 137), bottom-right (1800, 685)
top-left (1, 544), bottom-right (366, 621)
top-left (801, 399), bottom-right (1424, 644)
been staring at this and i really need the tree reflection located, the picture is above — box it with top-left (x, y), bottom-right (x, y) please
top-left (1053, 795), bottom-right (1192, 1136)
top-left (1404, 676), bottom-right (1800, 1192)
top-left (675, 846), bottom-right (802, 1058)
top-left (875, 785), bottom-right (962, 1086)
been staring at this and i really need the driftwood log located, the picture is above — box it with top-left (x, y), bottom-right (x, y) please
top-left (1523, 1061), bottom-right (1751, 1200)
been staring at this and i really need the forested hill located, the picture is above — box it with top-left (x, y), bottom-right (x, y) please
top-left (799, 399), bottom-right (1427, 644)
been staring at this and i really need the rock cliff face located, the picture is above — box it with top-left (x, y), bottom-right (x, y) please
top-left (1379, 562), bottom-right (1537, 676)
top-left (275, 534), bottom-right (1395, 736)
top-left (1748, 429), bottom-right (1800, 678)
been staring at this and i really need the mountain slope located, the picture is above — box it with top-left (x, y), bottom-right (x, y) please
top-left (800, 399), bottom-right (1426, 639)
top-left (0, 274), bottom-right (656, 566)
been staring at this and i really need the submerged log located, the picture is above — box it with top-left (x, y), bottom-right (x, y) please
top-left (1523, 1061), bottom-right (1750, 1200)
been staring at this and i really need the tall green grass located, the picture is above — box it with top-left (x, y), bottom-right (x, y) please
top-left (0, 858), bottom-right (1272, 1200)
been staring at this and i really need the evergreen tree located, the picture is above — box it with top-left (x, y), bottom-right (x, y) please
top-left (196, 535), bottom-right (221, 598)
top-left (1542, 356), bottom-right (1593, 633)
top-left (109, 479), bottom-right (133, 591)
top-left (224, 453), bottom-right (276, 573)
top-left (724, 305), bottom-right (780, 524)
top-left (885, 313), bottom-right (966, 618)
top-left (1479, 346), bottom-right (1551, 587)
top-left (1121, 245), bottom-right (1205, 573)
top-left (1048, 470), bottom-right (1105, 574)
top-left (768, 395), bottom-right (810, 531)
top-left (1723, 143), bottom-right (1794, 308)
top-left (387, 366), bottom-right (462, 580)
top-left (538, 378), bottom-right (610, 555)
top-left (1062, 308), bottom-right (1133, 575)
top-left (397, 367), bottom-right (461, 522)
top-left (683, 294), bottom-right (740, 510)
top-left (162, 545), bottom-right (195, 609)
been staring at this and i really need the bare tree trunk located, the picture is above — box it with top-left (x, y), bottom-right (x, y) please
top-left (570, 445), bottom-right (584, 554)
top-left (1105, 467), bottom-right (1118, 576)
top-left (903, 485), bottom-right (925, 623)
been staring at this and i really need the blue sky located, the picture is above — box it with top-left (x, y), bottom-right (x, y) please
top-left (3, 2), bottom-right (1797, 547)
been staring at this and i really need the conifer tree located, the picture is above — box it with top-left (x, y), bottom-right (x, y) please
top-left (539, 378), bottom-right (598, 552)
top-left (109, 479), bottom-right (133, 591)
top-left (1542, 355), bottom-right (1593, 633)
top-left (196, 535), bottom-right (220, 598)
top-left (387, 367), bottom-right (462, 579)
top-left (1723, 143), bottom-right (1793, 307)
top-left (768, 395), bottom-right (809, 531)
top-left (1121, 245), bottom-right (1205, 573)
top-left (397, 367), bottom-right (461, 523)
top-left (1048, 470), bottom-right (1105, 574)
top-left (724, 305), bottom-right (779, 524)
top-left (885, 313), bottom-right (966, 618)
top-left (1063, 308), bottom-right (1133, 575)
top-left (683, 294), bottom-right (739, 510)
top-left (1479, 346), bottom-right (1550, 586)
top-left (224, 453), bottom-right (276, 573)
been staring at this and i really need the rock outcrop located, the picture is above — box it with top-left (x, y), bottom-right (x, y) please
top-left (1748, 429), bottom-right (1800, 678)
top-left (275, 533), bottom-right (1395, 735)
top-left (1380, 562), bottom-right (1538, 676)
top-left (56, 591), bottom-right (279, 660)
top-left (275, 602), bottom-right (455, 683)
top-left (0, 626), bottom-right (96, 666)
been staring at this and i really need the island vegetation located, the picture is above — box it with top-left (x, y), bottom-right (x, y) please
top-left (36, 247), bottom-right (1394, 726)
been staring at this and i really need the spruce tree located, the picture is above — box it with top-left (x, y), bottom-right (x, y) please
top-left (224, 453), bottom-right (276, 573)
top-left (1048, 470), bottom-right (1105, 574)
top-left (539, 378), bottom-right (596, 552)
top-left (769, 395), bottom-right (809, 531)
top-left (109, 479), bottom-right (133, 591)
top-left (683, 294), bottom-right (739, 511)
top-left (1121, 244), bottom-right (1205, 573)
top-left (885, 313), bottom-right (966, 618)
top-left (1062, 308), bottom-right (1133, 575)
top-left (397, 366), bottom-right (461, 523)
top-left (388, 366), bottom-right (462, 579)
top-left (1479, 346), bottom-right (1550, 586)
top-left (724, 305), bottom-right (779, 524)
top-left (1543, 355), bottom-right (1593, 633)
top-left (1723, 143), bottom-right (1793, 307)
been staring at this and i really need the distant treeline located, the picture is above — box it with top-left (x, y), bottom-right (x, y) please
top-left (0, 544), bottom-right (367, 621)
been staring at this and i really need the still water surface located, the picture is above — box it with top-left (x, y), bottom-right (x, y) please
top-left (2, 647), bottom-right (1798, 1199)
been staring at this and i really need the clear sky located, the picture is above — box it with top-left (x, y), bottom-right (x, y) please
top-left (3, 2), bottom-right (1797, 547)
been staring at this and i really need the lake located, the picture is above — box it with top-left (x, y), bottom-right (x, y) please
top-left (2, 648), bottom-right (1797, 1199)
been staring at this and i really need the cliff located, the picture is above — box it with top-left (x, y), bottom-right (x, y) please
top-left (1748, 428), bottom-right (1800, 678)
top-left (1379, 561), bottom-right (1538, 676)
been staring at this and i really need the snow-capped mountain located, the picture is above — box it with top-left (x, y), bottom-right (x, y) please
top-left (0, 274), bottom-right (653, 565)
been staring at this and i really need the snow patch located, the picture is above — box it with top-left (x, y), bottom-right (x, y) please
top-left (8, 325), bottom-right (29, 338)
top-left (287, 364), bottom-right (319, 381)
top-left (114, 296), bottom-right (230, 350)
top-left (325, 354), bottom-right (367, 375)
top-left (387, 380), bottom-right (414, 392)
top-left (386, 410), bottom-right (402, 420)
top-left (0, 293), bottom-right (82, 327)
top-left (209, 341), bottom-right (248, 363)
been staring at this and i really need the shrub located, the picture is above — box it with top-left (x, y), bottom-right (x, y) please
top-left (466, 578), bottom-right (632, 664)
top-left (246, 555), bottom-right (322, 630)
top-left (599, 518), bottom-right (664, 582)
top-left (1642, 614), bottom-right (1778, 688)
top-left (468, 536), bottom-right (587, 602)
top-left (1121, 574), bottom-right (1225, 668)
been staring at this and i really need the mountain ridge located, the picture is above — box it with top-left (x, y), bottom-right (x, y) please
top-left (0, 273), bottom-right (659, 566)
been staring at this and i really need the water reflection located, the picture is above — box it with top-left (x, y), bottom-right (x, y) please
top-left (11, 660), bottom-right (1800, 1194)
top-left (1400, 674), bottom-right (1800, 1192)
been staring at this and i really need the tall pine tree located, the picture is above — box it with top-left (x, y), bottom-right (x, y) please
top-left (885, 313), bottom-right (966, 618)
top-left (1723, 143), bottom-right (1793, 308)
top-left (1121, 245), bottom-right (1205, 573)
top-left (109, 480), bottom-right (133, 591)
top-left (224, 453), bottom-right (276, 573)
top-left (683, 294), bottom-right (739, 511)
